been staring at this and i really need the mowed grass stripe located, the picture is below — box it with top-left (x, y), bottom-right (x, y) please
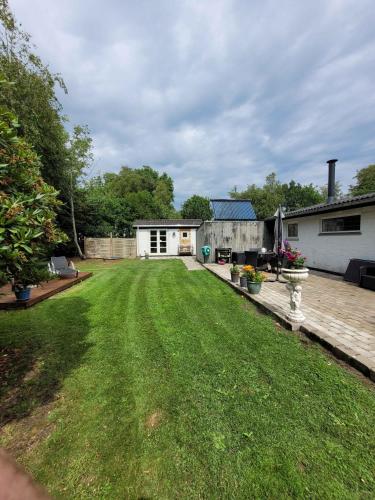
top-left (0, 259), bottom-right (374, 499)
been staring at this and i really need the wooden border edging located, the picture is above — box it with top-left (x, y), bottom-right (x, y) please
top-left (0, 272), bottom-right (93, 311)
top-left (203, 264), bottom-right (375, 382)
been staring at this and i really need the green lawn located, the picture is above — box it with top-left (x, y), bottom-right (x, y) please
top-left (1, 259), bottom-right (374, 499)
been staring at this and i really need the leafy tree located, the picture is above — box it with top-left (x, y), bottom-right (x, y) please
top-left (319, 181), bottom-right (344, 202)
top-left (230, 173), bottom-right (285, 219)
top-left (0, 0), bottom-right (69, 193)
top-left (0, 96), bottom-right (66, 286)
top-left (284, 180), bottom-right (324, 211)
top-left (181, 195), bottom-right (212, 220)
top-left (230, 173), bottom-right (324, 219)
top-left (349, 165), bottom-right (375, 196)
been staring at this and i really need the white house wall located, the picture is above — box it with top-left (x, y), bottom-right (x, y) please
top-left (284, 206), bottom-right (375, 274)
top-left (136, 228), bottom-right (197, 256)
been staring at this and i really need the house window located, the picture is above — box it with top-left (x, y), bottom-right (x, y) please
top-left (321, 215), bottom-right (361, 233)
top-left (182, 231), bottom-right (188, 238)
top-left (287, 223), bottom-right (298, 238)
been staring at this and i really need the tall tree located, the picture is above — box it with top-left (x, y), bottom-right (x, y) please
top-left (0, 0), bottom-right (69, 193)
top-left (66, 125), bottom-right (93, 258)
top-left (349, 165), bottom-right (375, 196)
top-left (181, 195), bottom-right (212, 220)
top-left (230, 173), bottom-right (324, 219)
top-left (230, 173), bottom-right (285, 219)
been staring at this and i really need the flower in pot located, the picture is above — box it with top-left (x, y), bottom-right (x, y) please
top-left (12, 261), bottom-right (53, 302)
top-left (230, 264), bottom-right (240, 283)
top-left (243, 265), bottom-right (266, 294)
top-left (281, 241), bottom-right (309, 323)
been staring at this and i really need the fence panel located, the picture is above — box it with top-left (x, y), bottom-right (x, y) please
top-left (84, 237), bottom-right (136, 259)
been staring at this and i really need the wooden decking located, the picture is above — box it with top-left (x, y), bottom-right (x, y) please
top-left (0, 272), bottom-right (92, 310)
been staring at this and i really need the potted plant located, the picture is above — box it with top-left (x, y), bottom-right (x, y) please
top-left (243, 265), bottom-right (266, 294)
top-left (240, 270), bottom-right (248, 288)
top-left (12, 262), bottom-right (52, 302)
top-left (230, 264), bottom-right (240, 283)
top-left (281, 241), bottom-right (309, 282)
top-left (281, 241), bottom-right (309, 322)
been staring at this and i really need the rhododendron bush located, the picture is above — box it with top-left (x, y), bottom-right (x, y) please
top-left (0, 94), bottom-right (66, 286)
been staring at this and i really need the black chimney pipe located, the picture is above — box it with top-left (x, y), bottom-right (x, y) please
top-left (327, 159), bottom-right (338, 204)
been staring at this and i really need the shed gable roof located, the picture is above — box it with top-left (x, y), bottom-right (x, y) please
top-left (210, 199), bottom-right (256, 220)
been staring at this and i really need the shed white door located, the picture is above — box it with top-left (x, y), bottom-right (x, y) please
top-left (150, 229), bottom-right (167, 255)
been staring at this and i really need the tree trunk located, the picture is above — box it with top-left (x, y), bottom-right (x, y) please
top-left (70, 182), bottom-right (85, 259)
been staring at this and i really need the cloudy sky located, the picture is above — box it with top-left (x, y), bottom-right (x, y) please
top-left (10, 0), bottom-right (375, 205)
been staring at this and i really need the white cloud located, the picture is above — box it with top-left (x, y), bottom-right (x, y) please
top-left (10, 0), bottom-right (375, 205)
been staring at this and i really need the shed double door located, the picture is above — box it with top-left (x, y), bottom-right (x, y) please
top-left (150, 229), bottom-right (167, 254)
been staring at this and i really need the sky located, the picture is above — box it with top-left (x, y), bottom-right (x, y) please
top-left (10, 0), bottom-right (375, 206)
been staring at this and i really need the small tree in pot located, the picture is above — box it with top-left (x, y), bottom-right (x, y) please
top-left (12, 261), bottom-right (53, 301)
top-left (230, 264), bottom-right (240, 283)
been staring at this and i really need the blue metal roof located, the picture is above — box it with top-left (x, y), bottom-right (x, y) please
top-left (210, 199), bottom-right (257, 220)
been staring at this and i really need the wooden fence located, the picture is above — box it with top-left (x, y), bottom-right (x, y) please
top-left (84, 237), bottom-right (136, 259)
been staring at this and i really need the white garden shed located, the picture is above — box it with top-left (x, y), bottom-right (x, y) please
top-left (133, 219), bottom-right (202, 257)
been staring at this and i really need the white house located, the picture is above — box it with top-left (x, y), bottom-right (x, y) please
top-left (283, 192), bottom-right (375, 274)
top-left (133, 219), bottom-right (202, 257)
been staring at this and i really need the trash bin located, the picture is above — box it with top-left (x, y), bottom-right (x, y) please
top-left (201, 245), bottom-right (211, 263)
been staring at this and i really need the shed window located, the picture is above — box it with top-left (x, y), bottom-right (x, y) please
top-left (182, 231), bottom-right (188, 238)
top-left (287, 223), bottom-right (298, 238)
top-left (321, 215), bottom-right (361, 233)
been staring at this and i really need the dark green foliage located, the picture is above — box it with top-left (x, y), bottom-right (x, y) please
top-left (181, 194), bottom-right (213, 220)
top-left (0, 99), bottom-right (66, 285)
top-left (230, 173), bottom-right (324, 219)
top-left (1, 260), bottom-right (374, 498)
top-left (349, 164), bottom-right (375, 196)
top-left (77, 167), bottom-right (176, 237)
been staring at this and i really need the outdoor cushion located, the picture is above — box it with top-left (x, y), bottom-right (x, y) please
top-left (360, 265), bottom-right (375, 291)
top-left (50, 256), bottom-right (78, 278)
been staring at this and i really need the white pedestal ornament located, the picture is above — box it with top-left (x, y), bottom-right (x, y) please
top-left (281, 268), bottom-right (309, 323)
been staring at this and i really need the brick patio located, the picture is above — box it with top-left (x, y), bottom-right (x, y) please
top-left (204, 263), bottom-right (375, 381)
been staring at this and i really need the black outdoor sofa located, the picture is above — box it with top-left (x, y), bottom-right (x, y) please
top-left (344, 258), bottom-right (375, 291)
top-left (360, 265), bottom-right (375, 291)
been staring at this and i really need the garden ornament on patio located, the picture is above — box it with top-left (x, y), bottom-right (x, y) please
top-left (281, 241), bottom-right (309, 322)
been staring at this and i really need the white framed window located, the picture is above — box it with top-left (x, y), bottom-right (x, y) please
top-left (150, 229), bottom-right (167, 253)
top-left (182, 231), bottom-right (188, 238)
top-left (321, 215), bottom-right (361, 233)
top-left (287, 223), bottom-right (298, 238)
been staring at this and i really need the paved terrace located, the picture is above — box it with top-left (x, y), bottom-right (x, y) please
top-left (205, 263), bottom-right (375, 381)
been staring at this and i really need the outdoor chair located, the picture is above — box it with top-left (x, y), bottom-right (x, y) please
top-left (50, 256), bottom-right (78, 279)
top-left (359, 265), bottom-right (375, 291)
top-left (245, 251), bottom-right (259, 268)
